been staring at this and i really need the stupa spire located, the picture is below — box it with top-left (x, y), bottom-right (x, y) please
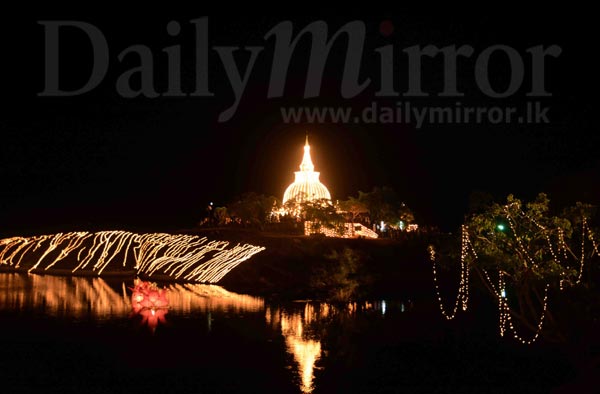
top-left (299, 133), bottom-right (314, 172)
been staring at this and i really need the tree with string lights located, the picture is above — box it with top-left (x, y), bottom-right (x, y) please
top-left (301, 198), bottom-right (345, 235)
top-left (432, 193), bottom-right (599, 344)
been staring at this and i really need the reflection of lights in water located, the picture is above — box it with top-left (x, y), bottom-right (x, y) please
top-left (0, 273), bottom-right (130, 319)
top-left (137, 307), bottom-right (168, 333)
top-left (131, 280), bottom-right (263, 334)
top-left (273, 300), bottom-right (395, 393)
top-left (282, 317), bottom-right (320, 394)
top-left (130, 279), bottom-right (170, 333)
top-left (166, 283), bottom-right (264, 313)
top-left (266, 303), bottom-right (332, 394)
top-left (267, 302), bottom-right (404, 393)
top-left (0, 274), bottom-right (264, 320)
top-left (0, 231), bottom-right (265, 283)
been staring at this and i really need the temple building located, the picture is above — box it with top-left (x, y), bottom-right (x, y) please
top-left (283, 136), bottom-right (331, 205)
top-left (278, 135), bottom-right (379, 239)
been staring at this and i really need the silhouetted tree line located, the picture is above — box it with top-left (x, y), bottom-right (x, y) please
top-left (199, 187), bottom-right (417, 236)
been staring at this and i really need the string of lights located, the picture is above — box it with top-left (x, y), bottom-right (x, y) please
top-left (571, 217), bottom-right (600, 284)
top-left (429, 225), bottom-right (472, 320)
top-left (0, 231), bottom-right (265, 284)
top-left (503, 206), bottom-right (536, 268)
top-left (431, 209), bottom-right (599, 345)
top-left (510, 207), bottom-right (599, 284)
top-left (498, 272), bottom-right (549, 345)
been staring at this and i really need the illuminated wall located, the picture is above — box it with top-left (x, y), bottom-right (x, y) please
top-left (304, 221), bottom-right (378, 239)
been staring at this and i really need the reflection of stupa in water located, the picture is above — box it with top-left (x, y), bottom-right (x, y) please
top-left (283, 135), bottom-right (331, 205)
top-left (266, 304), bottom-right (329, 393)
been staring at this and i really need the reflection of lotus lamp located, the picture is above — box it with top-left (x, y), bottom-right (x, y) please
top-left (130, 278), bottom-right (169, 332)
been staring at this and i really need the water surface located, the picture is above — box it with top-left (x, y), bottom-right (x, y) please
top-left (0, 273), bottom-right (572, 393)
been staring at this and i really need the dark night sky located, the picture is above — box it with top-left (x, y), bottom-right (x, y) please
top-left (0, 14), bottom-right (597, 235)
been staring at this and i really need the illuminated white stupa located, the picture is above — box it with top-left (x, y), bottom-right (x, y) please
top-left (283, 135), bottom-right (331, 204)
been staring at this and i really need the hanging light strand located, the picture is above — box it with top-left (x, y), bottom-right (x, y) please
top-left (498, 275), bottom-right (549, 345)
top-left (430, 225), bottom-right (471, 320)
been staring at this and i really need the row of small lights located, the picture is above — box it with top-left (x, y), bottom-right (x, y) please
top-left (429, 225), bottom-right (471, 320)
top-left (0, 231), bottom-right (265, 283)
top-left (303, 221), bottom-right (379, 239)
top-left (497, 272), bottom-right (550, 345)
